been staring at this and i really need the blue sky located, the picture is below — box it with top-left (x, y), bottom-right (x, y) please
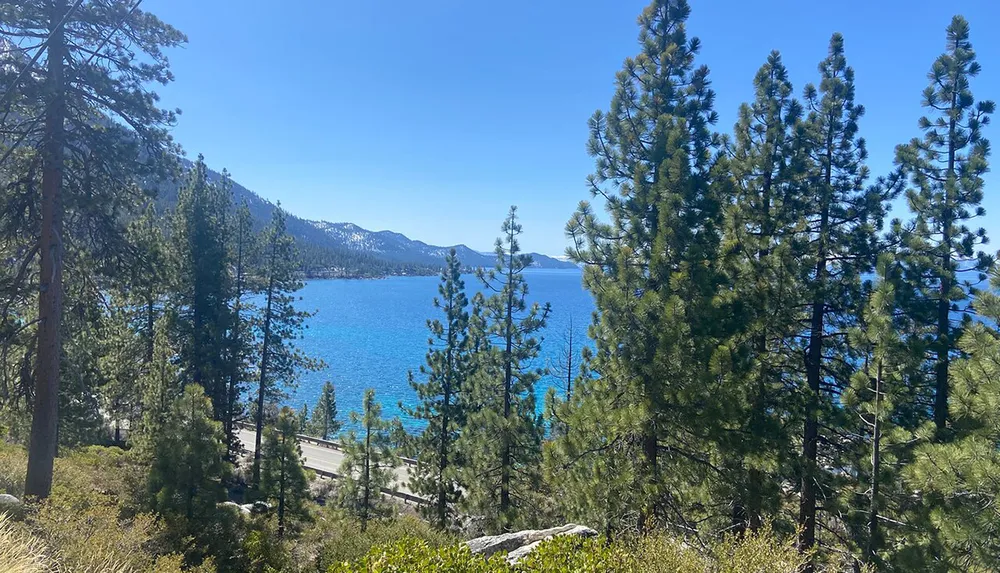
top-left (152, 1), bottom-right (999, 256)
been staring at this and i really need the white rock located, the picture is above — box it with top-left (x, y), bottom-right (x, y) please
top-left (0, 494), bottom-right (24, 520)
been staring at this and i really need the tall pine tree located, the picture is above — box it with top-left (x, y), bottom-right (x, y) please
top-left (404, 249), bottom-right (472, 529)
top-left (0, 0), bottom-right (185, 498)
top-left (461, 206), bottom-right (549, 532)
top-left (171, 156), bottom-right (233, 422)
top-left (896, 16), bottom-right (993, 434)
top-left (556, 0), bottom-right (726, 533)
top-left (251, 206), bottom-right (318, 487)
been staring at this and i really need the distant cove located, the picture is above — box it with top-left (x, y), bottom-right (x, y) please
top-left (286, 268), bottom-right (594, 432)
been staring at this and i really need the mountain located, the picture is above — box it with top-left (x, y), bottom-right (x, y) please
top-left (308, 221), bottom-right (578, 270)
top-left (156, 159), bottom-right (576, 276)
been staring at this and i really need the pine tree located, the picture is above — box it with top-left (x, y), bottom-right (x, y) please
top-left (404, 249), bottom-right (472, 529)
top-left (338, 388), bottom-right (398, 531)
top-left (842, 255), bottom-right (921, 569)
top-left (224, 197), bottom-right (259, 461)
top-left (896, 16), bottom-right (994, 434)
top-left (148, 383), bottom-right (228, 525)
top-left (0, 0), bottom-right (185, 498)
top-left (796, 33), bottom-right (894, 556)
top-left (461, 206), bottom-right (549, 531)
top-left (171, 156), bottom-right (234, 422)
top-left (308, 381), bottom-right (341, 440)
top-left (251, 206), bottom-right (319, 488)
top-left (721, 49), bottom-right (806, 532)
top-left (557, 0), bottom-right (726, 533)
top-left (296, 404), bottom-right (309, 434)
top-left (905, 265), bottom-right (1000, 570)
top-left (134, 317), bottom-right (183, 455)
top-left (261, 407), bottom-right (310, 537)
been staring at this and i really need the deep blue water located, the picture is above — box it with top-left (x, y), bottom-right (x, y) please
top-left (286, 269), bottom-right (594, 432)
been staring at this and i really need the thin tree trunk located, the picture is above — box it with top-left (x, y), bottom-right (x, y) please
top-left (566, 318), bottom-right (573, 401)
top-left (26, 1), bottom-right (67, 500)
top-left (935, 86), bottom-right (958, 433)
top-left (800, 115), bottom-right (835, 563)
top-left (437, 308), bottom-right (453, 529)
top-left (867, 360), bottom-right (883, 564)
top-left (253, 238), bottom-right (277, 488)
top-left (500, 226), bottom-right (515, 525)
top-left (225, 220), bottom-right (245, 460)
top-left (278, 432), bottom-right (287, 537)
top-left (362, 406), bottom-right (371, 531)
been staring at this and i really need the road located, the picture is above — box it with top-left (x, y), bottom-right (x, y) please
top-left (236, 428), bottom-right (417, 498)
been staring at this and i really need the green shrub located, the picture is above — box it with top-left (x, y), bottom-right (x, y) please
top-left (325, 523), bottom-right (807, 573)
top-left (0, 441), bottom-right (26, 497)
top-left (518, 535), bottom-right (636, 572)
top-left (327, 538), bottom-right (507, 573)
top-left (307, 512), bottom-right (455, 570)
top-left (0, 443), bottom-right (194, 573)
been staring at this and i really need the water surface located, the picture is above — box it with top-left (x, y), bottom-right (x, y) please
top-left (288, 268), bottom-right (594, 431)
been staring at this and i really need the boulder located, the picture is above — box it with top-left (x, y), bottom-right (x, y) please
top-left (466, 523), bottom-right (598, 563)
top-left (251, 500), bottom-right (270, 514)
top-left (0, 494), bottom-right (24, 520)
top-left (220, 501), bottom-right (250, 516)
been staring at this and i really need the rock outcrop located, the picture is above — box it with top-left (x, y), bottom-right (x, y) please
top-left (466, 523), bottom-right (598, 564)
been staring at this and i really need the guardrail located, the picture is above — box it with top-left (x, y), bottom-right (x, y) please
top-left (236, 421), bottom-right (426, 505)
top-left (236, 421), bottom-right (418, 467)
top-left (309, 466), bottom-right (427, 505)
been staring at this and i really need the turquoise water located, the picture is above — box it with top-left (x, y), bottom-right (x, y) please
top-left (287, 268), bottom-right (594, 432)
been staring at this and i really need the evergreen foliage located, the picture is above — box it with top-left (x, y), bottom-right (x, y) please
top-left (404, 248), bottom-right (472, 529)
top-left (556, 0), bottom-right (729, 534)
top-left (338, 388), bottom-right (399, 530)
top-left (147, 384), bottom-right (231, 565)
top-left (261, 407), bottom-right (310, 537)
top-left (252, 206), bottom-right (319, 487)
top-left (0, 0), bottom-right (185, 499)
top-left (462, 206), bottom-right (549, 531)
top-left (895, 15), bottom-right (994, 434)
top-left (170, 156), bottom-right (235, 421)
top-left (308, 381), bottom-right (341, 440)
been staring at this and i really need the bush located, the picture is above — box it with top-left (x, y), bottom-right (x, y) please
top-left (325, 523), bottom-right (807, 573)
top-left (306, 512), bottom-right (455, 571)
top-left (327, 538), bottom-right (507, 573)
top-left (0, 443), bottom-right (193, 573)
top-left (0, 442), bottom-right (26, 497)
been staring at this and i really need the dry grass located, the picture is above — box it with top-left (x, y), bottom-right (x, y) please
top-left (0, 513), bottom-right (49, 573)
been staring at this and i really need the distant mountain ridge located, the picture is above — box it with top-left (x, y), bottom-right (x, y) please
top-left (158, 159), bottom-right (576, 276)
top-left (308, 221), bottom-right (577, 270)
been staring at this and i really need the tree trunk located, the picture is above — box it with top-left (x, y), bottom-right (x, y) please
top-left (437, 311), bottom-right (454, 529)
top-left (225, 222), bottom-right (245, 461)
top-left (799, 116), bottom-right (835, 563)
top-left (361, 407), bottom-right (371, 532)
top-left (935, 86), bottom-right (958, 433)
top-left (500, 229), bottom-right (515, 525)
top-left (252, 239), bottom-right (277, 488)
top-left (26, 1), bottom-right (67, 500)
top-left (866, 360), bottom-right (883, 565)
top-left (278, 432), bottom-right (287, 537)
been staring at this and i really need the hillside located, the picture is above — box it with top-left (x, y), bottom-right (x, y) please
top-left (156, 159), bottom-right (576, 277)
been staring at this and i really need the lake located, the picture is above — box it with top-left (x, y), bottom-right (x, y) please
top-left (287, 268), bottom-right (594, 432)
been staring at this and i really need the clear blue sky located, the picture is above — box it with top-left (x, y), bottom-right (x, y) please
top-left (152, 0), bottom-right (1000, 256)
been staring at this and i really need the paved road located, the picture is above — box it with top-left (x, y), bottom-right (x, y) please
top-left (237, 428), bottom-right (416, 497)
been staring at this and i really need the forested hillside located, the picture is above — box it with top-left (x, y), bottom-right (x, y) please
top-left (153, 160), bottom-right (576, 277)
top-left (0, 1), bottom-right (998, 572)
